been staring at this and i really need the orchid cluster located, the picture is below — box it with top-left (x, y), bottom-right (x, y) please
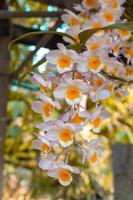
top-left (31, 0), bottom-right (133, 186)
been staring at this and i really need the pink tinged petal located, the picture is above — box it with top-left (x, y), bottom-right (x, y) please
top-left (46, 128), bottom-right (60, 141)
top-left (39, 159), bottom-right (50, 170)
top-left (81, 111), bottom-right (90, 118)
top-left (59, 110), bottom-right (71, 122)
top-left (39, 158), bottom-right (52, 170)
top-left (61, 14), bottom-right (70, 23)
top-left (54, 101), bottom-right (61, 109)
top-left (53, 84), bottom-right (67, 99)
top-left (77, 61), bottom-right (88, 73)
top-left (57, 43), bottom-right (67, 54)
top-left (58, 162), bottom-right (80, 174)
top-left (31, 76), bottom-right (39, 85)
top-left (38, 93), bottom-right (54, 105)
top-left (32, 139), bottom-right (42, 150)
top-left (39, 136), bottom-right (50, 146)
top-left (35, 121), bottom-right (55, 131)
top-left (31, 101), bottom-right (43, 113)
top-left (82, 154), bottom-right (87, 164)
top-left (32, 72), bottom-right (47, 86)
top-left (91, 89), bottom-right (110, 102)
top-left (74, 4), bottom-right (83, 11)
top-left (90, 105), bottom-right (103, 121)
top-left (67, 166), bottom-right (80, 174)
top-left (39, 154), bottom-right (56, 170)
top-left (74, 80), bottom-right (90, 93)
top-left (47, 169), bottom-right (59, 179)
top-left (46, 50), bottom-right (61, 64)
top-left (54, 120), bottom-right (65, 127)
top-left (89, 138), bottom-right (103, 146)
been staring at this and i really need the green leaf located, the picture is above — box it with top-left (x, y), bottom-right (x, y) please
top-left (68, 43), bottom-right (83, 53)
top-left (9, 31), bottom-right (78, 49)
top-left (19, 57), bottom-right (46, 83)
top-left (79, 22), bottom-right (133, 44)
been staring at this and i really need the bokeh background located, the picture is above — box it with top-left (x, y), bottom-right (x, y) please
top-left (0, 0), bottom-right (133, 199)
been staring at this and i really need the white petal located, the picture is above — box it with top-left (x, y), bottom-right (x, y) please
top-left (59, 139), bottom-right (73, 148)
top-left (57, 43), bottom-right (67, 54)
top-left (31, 101), bottom-right (43, 113)
top-left (54, 84), bottom-right (67, 99)
top-left (36, 121), bottom-right (55, 131)
top-left (77, 61), bottom-right (88, 73)
top-left (65, 95), bottom-right (82, 105)
top-left (32, 139), bottom-right (42, 150)
top-left (32, 73), bottom-right (48, 86)
top-left (39, 154), bottom-right (56, 170)
top-left (91, 90), bottom-right (110, 102)
top-left (46, 128), bottom-right (60, 141)
top-left (38, 93), bottom-right (54, 105)
top-left (54, 101), bottom-right (61, 109)
top-left (46, 50), bottom-right (60, 64)
top-left (47, 169), bottom-right (59, 179)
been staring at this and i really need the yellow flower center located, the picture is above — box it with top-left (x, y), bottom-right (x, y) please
top-left (85, 0), bottom-right (95, 7)
top-left (125, 67), bottom-right (133, 76)
top-left (89, 43), bottom-right (100, 51)
top-left (70, 16), bottom-right (78, 27)
top-left (103, 65), bottom-right (109, 72)
top-left (59, 169), bottom-right (71, 182)
top-left (41, 143), bottom-right (51, 153)
top-left (125, 47), bottom-right (133, 58)
top-left (104, 12), bottom-right (114, 22)
top-left (58, 55), bottom-right (72, 69)
top-left (113, 43), bottom-right (120, 53)
top-left (95, 78), bottom-right (105, 87)
top-left (59, 128), bottom-right (73, 143)
top-left (88, 56), bottom-right (102, 70)
top-left (90, 152), bottom-right (97, 163)
top-left (66, 86), bottom-right (80, 100)
top-left (111, 67), bottom-right (118, 76)
top-left (109, 0), bottom-right (119, 9)
top-left (119, 30), bottom-right (129, 38)
top-left (115, 91), bottom-right (121, 98)
top-left (72, 113), bottom-right (83, 124)
top-left (92, 22), bottom-right (102, 29)
top-left (107, 84), bottom-right (114, 92)
top-left (40, 84), bottom-right (47, 92)
top-left (43, 103), bottom-right (53, 117)
top-left (93, 116), bottom-right (101, 128)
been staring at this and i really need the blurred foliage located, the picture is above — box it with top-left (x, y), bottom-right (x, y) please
top-left (3, 0), bottom-right (133, 199)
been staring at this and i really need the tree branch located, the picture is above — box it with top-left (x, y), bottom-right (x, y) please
top-left (0, 11), bottom-right (63, 18)
top-left (34, 0), bottom-right (81, 9)
top-left (100, 71), bottom-right (133, 85)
